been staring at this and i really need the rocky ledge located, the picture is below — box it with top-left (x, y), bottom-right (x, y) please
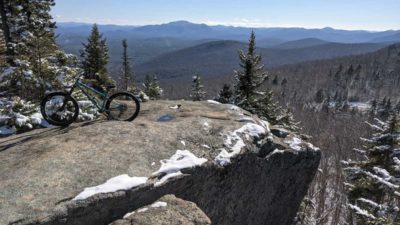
top-left (0, 100), bottom-right (320, 225)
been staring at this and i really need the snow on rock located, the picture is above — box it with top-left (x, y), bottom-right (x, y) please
top-left (137, 208), bottom-right (149, 213)
top-left (154, 171), bottom-right (183, 187)
top-left (73, 174), bottom-right (148, 201)
top-left (215, 123), bottom-right (267, 166)
top-left (207, 100), bottom-right (221, 104)
top-left (123, 211), bottom-right (135, 219)
top-left (151, 201), bottom-right (168, 208)
top-left (153, 150), bottom-right (207, 175)
top-left (285, 137), bottom-right (303, 151)
top-left (153, 150), bottom-right (207, 186)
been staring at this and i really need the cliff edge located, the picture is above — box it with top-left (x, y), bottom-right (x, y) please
top-left (0, 100), bottom-right (321, 225)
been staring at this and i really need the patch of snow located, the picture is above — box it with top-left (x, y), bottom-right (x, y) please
top-left (0, 67), bottom-right (15, 81)
top-left (137, 208), bottom-right (148, 213)
top-left (260, 120), bottom-right (270, 131)
top-left (123, 211), bottom-right (135, 219)
top-left (215, 123), bottom-right (267, 166)
top-left (271, 149), bottom-right (285, 155)
top-left (364, 171), bottom-right (399, 189)
top-left (0, 126), bottom-right (16, 135)
top-left (153, 150), bottom-right (207, 175)
top-left (15, 113), bottom-right (29, 127)
top-left (29, 112), bottom-right (42, 125)
top-left (201, 144), bottom-right (210, 149)
top-left (348, 204), bottom-right (376, 219)
top-left (358, 198), bottom-right (380, 208)
top-left (153, 150), bottom-right (207, 186)
top-left (373, 167), bottom-right (391, 179)
top-left (180, 140), bottom-right (186, 147)
top-left (349, 102), bottom-right (370, 111)
top-left (202, 120), bottom-right (210, 131)
top-left (285, 137), bottom-right (303, 151)
top-left (77, 100), bottom-right (94, 107)
top-left (73, 174), bottom-right (148, 200)
top-left (207, 100), bottom-right (221, 104)
top-left (154, 171), bottom-right (183, 187)
top-left (151, 162), bottom-right (156, 166)
top-left (151, 201), bottom-right (167, 208)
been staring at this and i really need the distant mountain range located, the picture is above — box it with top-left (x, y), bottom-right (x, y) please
top-left (57, 21), bottom-right (400, 43)
top-left (55, 21), bottom-right (400, 81)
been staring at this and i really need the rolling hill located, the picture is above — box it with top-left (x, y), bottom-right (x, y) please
top-left (135, 40), bottom-right (388, 80)
top-left (273, 38), bottom-right (329, 49)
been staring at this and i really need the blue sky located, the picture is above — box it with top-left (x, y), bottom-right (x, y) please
top-left (51, 0), bottom-right (400, 31)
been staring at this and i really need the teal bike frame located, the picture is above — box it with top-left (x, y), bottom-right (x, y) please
top-left (68, 73), bottom-right (110, 114)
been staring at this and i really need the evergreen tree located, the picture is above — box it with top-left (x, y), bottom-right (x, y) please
top-left (395, 101), bottom-right (400, 113)
top-left (216, 84), bottom-right (233, 104)
top-left (80, 24), bottom-right (111, 85)
top-left (343, 113), bottom-right (400, 225)
top-left (281, 77), bottom-right (288, 86)
top-left (272, 75), bottom-right (278, 85)
top-left (143, 74), bottom-right (162, 100)
top-left (0, 0), bottom-right (74, 99)
top-left (234, 31), bottom-right (268, 109)
top-left (314, 89), bottom-right (325, 103)
top-left (369, 99), bottom-right (378, 118)
top-left (190, 75), bottom-right (205, 101)
top-left (252, 90), bottom-right (280, 124)
top-left (120, 39), bottom-right (134, 91)
top-left (277, 108), bottom-right (301, 132)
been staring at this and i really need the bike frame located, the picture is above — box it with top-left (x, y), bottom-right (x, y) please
top-left (68, 73), bottom-right (109, 113)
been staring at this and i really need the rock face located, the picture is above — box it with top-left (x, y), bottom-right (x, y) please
top-left (109, 195), bottom-right (211, 225)
top-left (0, 100), bottom-right (321, 225)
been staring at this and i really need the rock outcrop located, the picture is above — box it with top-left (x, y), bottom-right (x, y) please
top-left (109, 195), bottom-right (211, 225)
top-left (0, 100), bottom-right (321, 225)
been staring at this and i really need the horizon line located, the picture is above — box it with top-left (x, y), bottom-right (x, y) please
top-left (54, 20), bottom-right (400, 32)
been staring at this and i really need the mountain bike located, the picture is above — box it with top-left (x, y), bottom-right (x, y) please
top-left (40, 73), bottom-right (140, 126)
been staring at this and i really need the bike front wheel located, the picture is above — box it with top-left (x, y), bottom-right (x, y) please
top-left (40, 92), bottom-right (79, 126)
top-left (105, 92), bottom-right (140, 121)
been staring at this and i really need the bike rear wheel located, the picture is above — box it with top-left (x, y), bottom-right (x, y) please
top-left (40, 92), bottom-right (79, 126)
top-left (105, 92), bottom-right (140, 121)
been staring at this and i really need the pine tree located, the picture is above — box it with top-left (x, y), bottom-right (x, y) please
top-left (277, 108), bottom-right (301, 132)
top-left (272, 75), bottom-right (278, 85)
top-left (120, 39), bottom-right (134, 91)
top-left (143, 74), bottom-right (162, 100)
top-left (314, 89), bottom-right (325, 103)
top-left (216, 84), bottom-right (233, 104)
top-left (0, 0), bottom-right (72, 99)
top-left (234, 31), bottom-right (268, 109)
top-left (343, 113), bottom-right (400, 225)
top-left (252, 90), bottom-right (280, 124)
top-left (395, 101), bottom-right (400, 114)
top-left (369, 99), bottom-right (378, 117)
top-left (190, 75), bottom-right (205, 101)
top-left (80, 24), bottom-right (111, 86)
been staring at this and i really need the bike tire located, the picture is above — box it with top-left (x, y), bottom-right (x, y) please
top-left (40, 92), bottom-right (79, 126)
top-left (105, 92), bottom-right (140, 121)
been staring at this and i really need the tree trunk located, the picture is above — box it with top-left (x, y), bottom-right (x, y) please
top-left (0, 0), bottom-right (14, 65)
